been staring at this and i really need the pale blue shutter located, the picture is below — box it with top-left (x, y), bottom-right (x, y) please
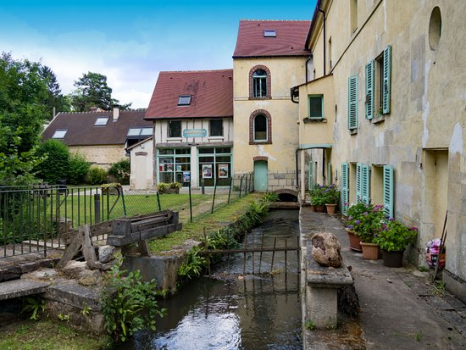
top-left (383, 165), bottom-right (394, 218)
top-left (361, 164), bottom-right (371, 204)
top-left (327, 162), bottom-right (332, 185)
top-left (356, 163), bottom-right (362, 202)
top-left (382, 45), bottom-right (392, 114)
top-left (341, 163), bottom-right (349, 215)
top-left (365, 60), bottom-right (374, 119)
top-left (308, 161), bottom-right (314, 190)
top-left (348, 76), bottom-right (358, 130)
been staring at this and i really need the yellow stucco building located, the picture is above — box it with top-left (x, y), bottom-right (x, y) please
top-left (296, 0), bottom-right (466, 301)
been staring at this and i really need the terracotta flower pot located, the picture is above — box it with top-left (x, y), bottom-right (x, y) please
top-left (311, 205), bottom-right (317, 212)
top-left (346, 229), bottom-right (362, 252)
top-left (316, 205), bottom-right (326, 213)
top-left (382, 250), bottom-right (404, 267)
top-left (325, 203), bottom-right (337, 215)
top-left (361, 242), bottom-right (379, 260)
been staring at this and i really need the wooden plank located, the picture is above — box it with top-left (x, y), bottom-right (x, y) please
top-left (82, 225), bottom-right (96, 269)
top-left (55, 230), bottom-right (83, 270)
top-left (107, 223), bottom-right (182, 246)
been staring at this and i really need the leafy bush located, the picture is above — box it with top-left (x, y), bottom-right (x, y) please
top-left (108, 159), bottom-right (130, 185)
top-left (309, 184), bottom-right (339, 205)
top-left (260, 192), bottom-right (279, 203)
top-left (67, 153), bottom-right (90, 185)
top-left (375, 219), bottom-right (418, 251)
top-left (346, 203), bottom-right (385, 243)
top-left (177, 247), bottom-right (207, 282)
top-left (35, 139), bottom-right (70, 184)
top-left (102, 257), bottom-right (166, 342)
top-left (87, 166), bottom-right (107, 185)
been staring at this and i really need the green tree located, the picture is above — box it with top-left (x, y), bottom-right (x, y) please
top-left (67, 152), bottom-right (90, 185)
top-left (0, 52), bottom-right (52, 184)
top-left (69, 72), bottom-right (131, 112)
top-left (35, 139), bottom-right (70, 184)
top-left (39, 65), bottom-right (70, 119)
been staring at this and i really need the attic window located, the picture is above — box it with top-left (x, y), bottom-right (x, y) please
top-left (178, 95), bottom-right (192, 106)
top-left (95, 117), bottom-right (109, 126)
top-left (127, 127), bottom-right (153, 139)
top-left (263, 30), bottom-right (276, 37)
top-left (52, 129), bottom-right (67, 139)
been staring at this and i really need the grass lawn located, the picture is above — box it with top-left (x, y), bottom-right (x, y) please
top-left (0, 319), bottom-right (112, 350)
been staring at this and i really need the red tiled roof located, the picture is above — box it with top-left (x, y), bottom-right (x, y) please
top-left (145, 69), bottom-right (233, 120)
top-left (233, 20), bottom-right (311, 58)
top-left (41, 110), bottom-right (151, 146)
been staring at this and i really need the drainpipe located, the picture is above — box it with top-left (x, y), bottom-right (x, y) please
top-left (296, 149), bottom-right (300, 189)
top-left (305, 55), bottom-right (313, 83)
top-left (318, 6), bottom-right (327, 76)
top-left (322, 149), bottom-right (326, 183)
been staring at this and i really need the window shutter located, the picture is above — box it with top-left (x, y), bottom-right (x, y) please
top-left (361, 164), bottom-right (371, 204)
top-left (327, 162), bottom-right (332, 185)
top-left (341, 163), bottom-right (349, 215)
top-left (356, 163), bottom-right (362, 202)
top-left (383, 165), bottom-right (394, 218)
top-left (365, 60), bottom-right (374, 119)
top-left (348, 76), bottom-right (358, 130)
top-left (382, 45), bottom-right (392, 114)
top-left (308, 161), bottom-right (314, 190)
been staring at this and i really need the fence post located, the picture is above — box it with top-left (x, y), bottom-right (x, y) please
top-left (228, 177), bottom-right (232, 204)
top-left (245, 175), bottom-right (248, 195)
top-left (120, 187), bottom-right (127, 216)
top-left (211, 179), bottom-right (217, 214)
top-left (94, 194), bottom-right (101, 223)
top-left (239, 175), bottom-right (243, 198)
top-left (156, 191), bottom-right (161, 212)
top-left (201, 178), bottom-right (205, 195)
top-left (189, 180), bottom-right (193, 223)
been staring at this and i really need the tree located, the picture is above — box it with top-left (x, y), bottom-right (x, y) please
top-left (0, 52), bottom-right (53, 184)
top-left (35, 139), bottom-right (70, 184)
top-left (69, 72), bottom-right (131, 112)
top-left (39, 65), bottom-right (70, 119)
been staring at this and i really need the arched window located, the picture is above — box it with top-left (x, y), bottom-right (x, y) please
top-left (249, 110), bottom-right (272, 144)
top-left (254, 114), bottom-right (267, 141)
top-left (249, 66), bottom-right (271, 99)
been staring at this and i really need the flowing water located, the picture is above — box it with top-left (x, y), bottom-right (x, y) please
top-left (116, 209), bottom-right (302, 350)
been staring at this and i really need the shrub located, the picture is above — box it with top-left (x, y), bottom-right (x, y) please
top-left (67, 153), bottom-right (90, 185)
top-left (346, 202), bottom-right (385, 243)
top-left (87, 166), bottom-right (107, 185)
top-left (108, 159), bottom-right (130, 185)
top-left (102, 257), bottom-right (166, 342)
top-left (375, 219), bottom-right (418, 251)
top-left (35, 139), bottom-right (70, 184)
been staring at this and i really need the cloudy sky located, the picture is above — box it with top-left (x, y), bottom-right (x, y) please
top-left (0, 0), bottom-right (317, 109)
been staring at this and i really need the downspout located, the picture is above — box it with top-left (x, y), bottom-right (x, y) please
top-left (318, 6), bottom-right (327, 76)
top-left (322, 149), bottom-right (326, 183)
top-left (305, 55), bottom-right (312, 83)
top-left (296, 149), bottom-right (300, 189)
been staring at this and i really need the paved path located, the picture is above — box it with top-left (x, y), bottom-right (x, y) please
top-left (301, 206), bottom-right (466, 350)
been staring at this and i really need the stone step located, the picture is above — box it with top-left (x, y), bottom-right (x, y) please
top-left (0, 279), bottom-right (50, 301)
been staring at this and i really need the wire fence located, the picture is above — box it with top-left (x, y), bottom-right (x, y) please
top-left (0, 174), bottom-right (254, 259)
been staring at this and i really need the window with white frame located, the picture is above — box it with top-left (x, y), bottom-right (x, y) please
top-left (52, 129), bottom-right (67, 139)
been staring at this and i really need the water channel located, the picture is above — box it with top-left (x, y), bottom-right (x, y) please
top-left (116, 209), bottom-right (302, 350)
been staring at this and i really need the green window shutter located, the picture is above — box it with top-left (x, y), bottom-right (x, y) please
top-left (341, 163), bottom-right (349, 215)
top-left (382, 45), bottom-right (392, 115)
top-left (308, 161), bottom-right (314, 190)
top-left (383, 165), bottom-right (394, 218)
top-left (361, 164), bottom-right (371, 204)
top-left (365, 60), bottom-right (374, 119)
top-left (356, 163), bottom-right (362, 202)
top-left (327, 162), bottom-right (332, 185)
top-left (348, 76), bottom-right (358, 130)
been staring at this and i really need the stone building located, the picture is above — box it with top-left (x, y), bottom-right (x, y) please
top-left (295, 0), bottom-right (466, 301)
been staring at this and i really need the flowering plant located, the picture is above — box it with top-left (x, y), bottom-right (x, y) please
top-left (308, 184), bottom-right (340, 206)
top-left (346, 202), bottom-right (385, 243)
top-left (375, 220), bottom-right (418, 252)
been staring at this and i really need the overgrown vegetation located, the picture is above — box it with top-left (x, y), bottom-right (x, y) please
top-left (21, 296), bottom-right (46, 321)
top-left (67, 152), bottom-right (91, 185)
top-left (87, 166), bottom-right (108, 185)
top-left (108, 159), bottom-right (130, 185)
top-left (35, 139), bottom-right (70, 184)
top-left (101, 256), bottom-right (166, 343)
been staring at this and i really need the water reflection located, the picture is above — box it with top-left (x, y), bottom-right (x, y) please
top-left (116, 210), bottom-right (301, 350)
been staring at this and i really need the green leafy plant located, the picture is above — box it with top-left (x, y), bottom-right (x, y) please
top-left (87, 166), bottom-right (107, 185)
top-left (157, 182), bottom-right (182, 193)
top-left (346, 203), bottom-right (385, 243)
top-left (67, 152), bottom-right (90, 185)
top-left (102, 257), bottom-right (166, 342)
top-left (260, 192), bottom-right (279, 203)
top-left (35, 139), bottom-right (70, 184)
top-left (58, 313), bottom-right (70, 322)
top-left (321, 184), bottom-right (340, 204)
top-left (108, 159), bottom-right (130, 185)
top-left (305, 320), bottom-right (316, 331)
top-left (21, 296), bottom-right (46, 321)
top-left (81, 305), bottom-right (92, 317)
top-left (375, 219), bottom-right (417, 251)
top-left (177, 246), bottom-right (207, 282)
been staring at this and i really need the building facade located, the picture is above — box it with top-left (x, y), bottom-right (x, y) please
top-left (145, 70), bottom-right (234, 189)
top-left (296, 0), bottom-right (466, 300)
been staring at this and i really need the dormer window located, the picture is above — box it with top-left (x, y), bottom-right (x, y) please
top-left (52, 129), bottom-right (67, 139)
top-left (178, 95), bottom-right (192, 106)
top-left (95, 117), bottom-right (109, 126)
top-left (263, 30), bottom-right (276, 37)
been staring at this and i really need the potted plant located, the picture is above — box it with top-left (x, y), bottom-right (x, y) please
top-left (346, 203), bottom-right (384, 259)
top-left (322, 184), bottom-right (340, 215)
top-left (309, 186), bottom-right (326, 212)
top-left (375, 219), bottom-right (418, 267)
top-left (157, 182), bottom-right (182, 194)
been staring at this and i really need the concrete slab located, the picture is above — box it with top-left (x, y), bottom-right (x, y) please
top-left (0, 279), bottom-right (50, 300)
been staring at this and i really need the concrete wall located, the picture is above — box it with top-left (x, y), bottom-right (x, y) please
top-left (129, 139), bottom-right (154, 190)
top-left (233, 57), bottom-right (307, 191)
top-left (69, 145), bottom-right (126, 170)
top-left (303, 0), bottom-right (466, 285)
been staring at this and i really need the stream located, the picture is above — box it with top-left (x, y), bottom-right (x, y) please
top-left (115, 209), bottom-right (302, 350)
